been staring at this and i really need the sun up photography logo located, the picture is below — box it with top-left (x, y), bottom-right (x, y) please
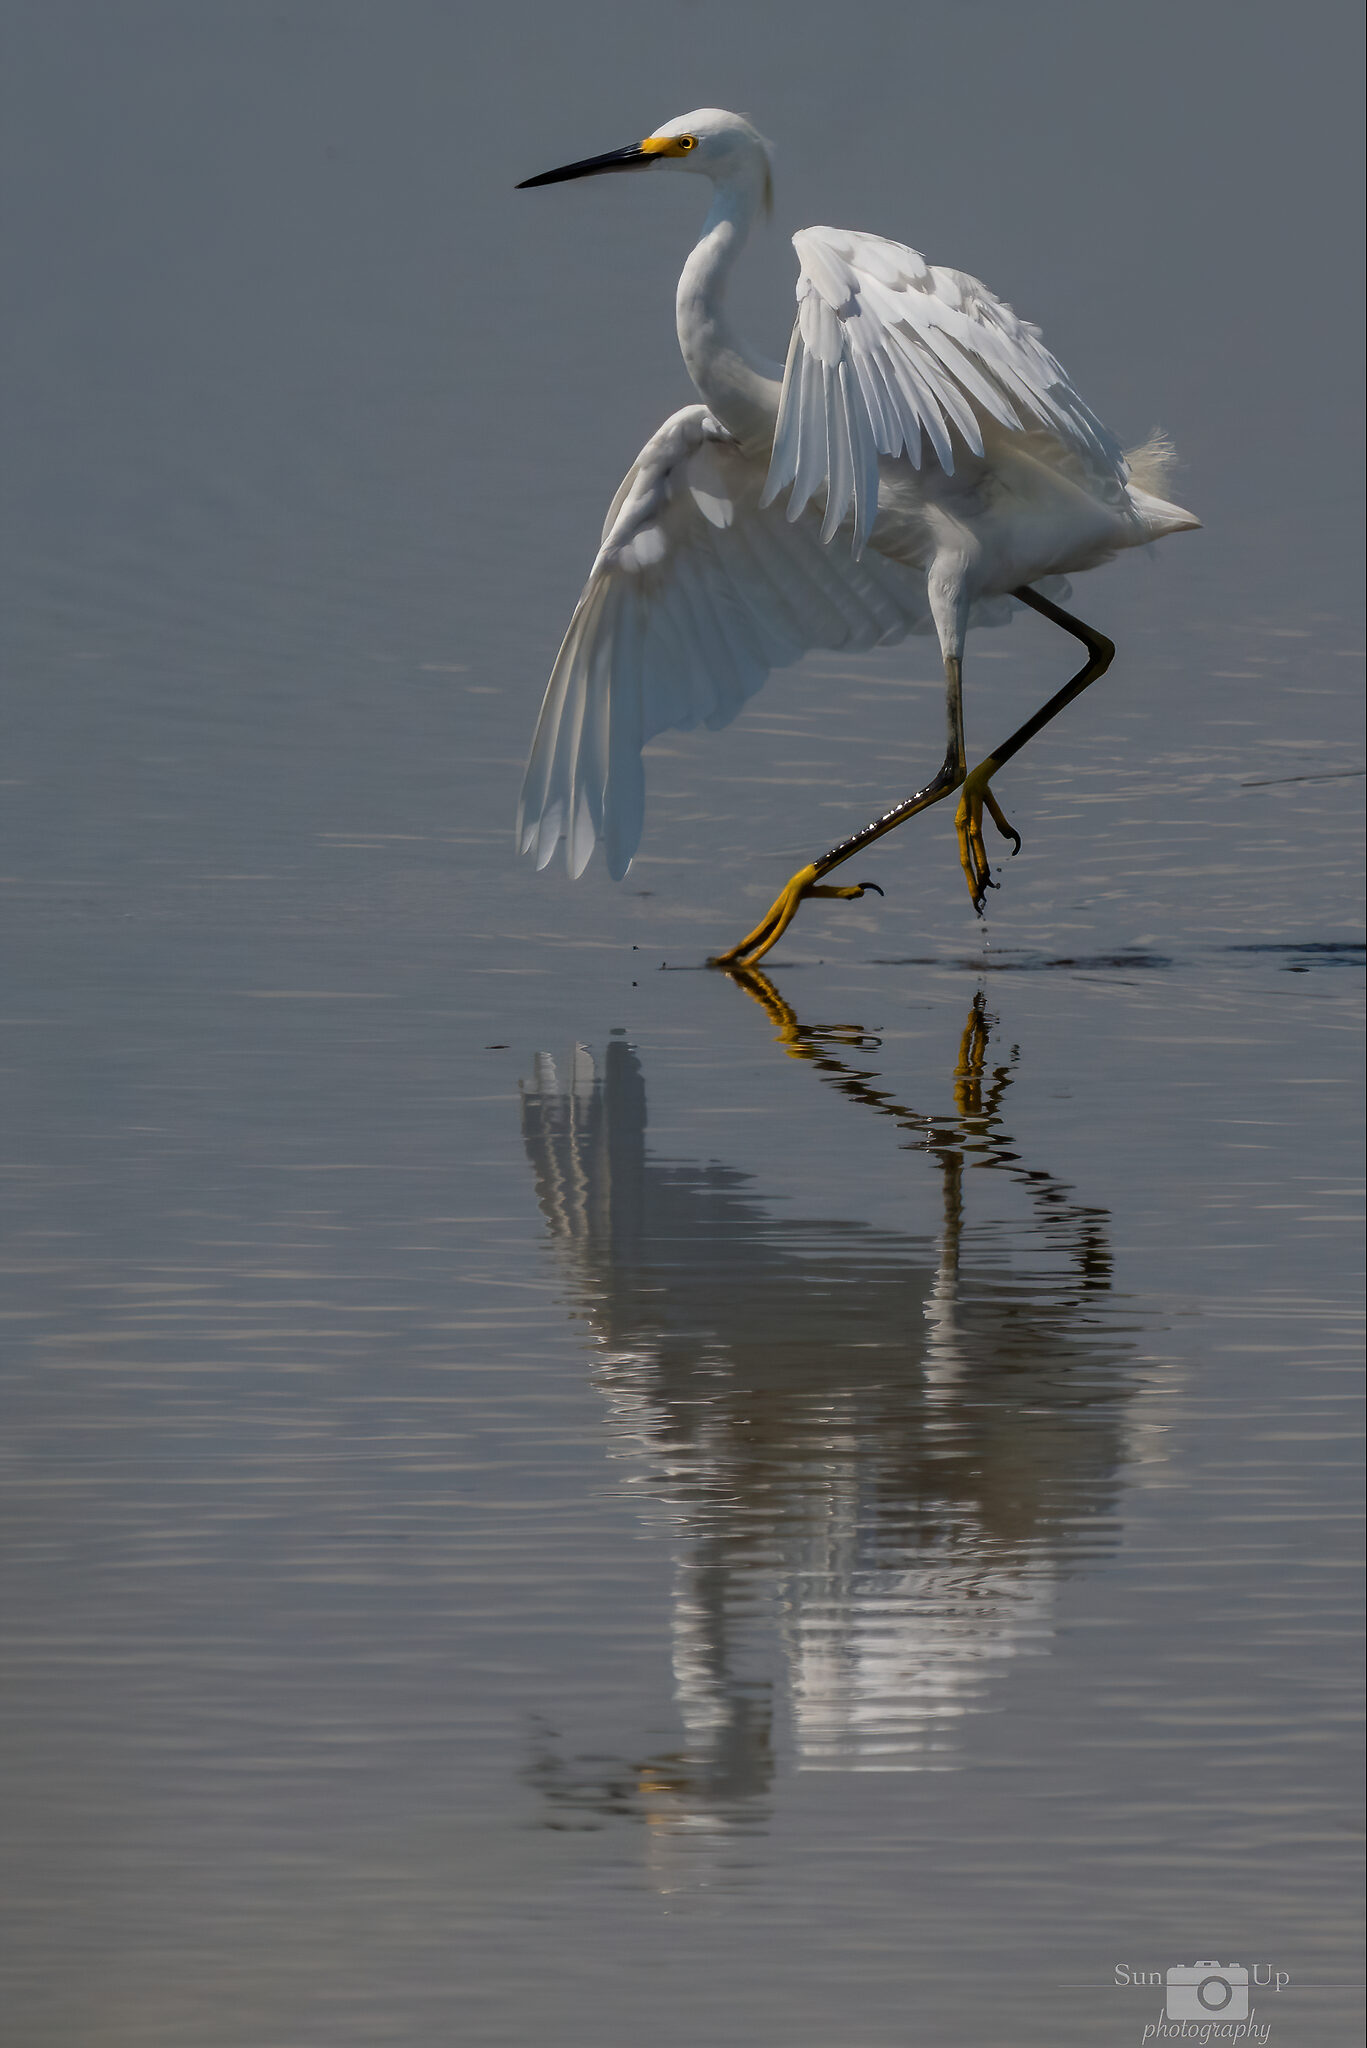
top-left (1110, 1959), bottom-right (1291, 2044)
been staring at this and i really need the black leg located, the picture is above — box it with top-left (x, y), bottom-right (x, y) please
top-left (954, 586), bottom-right (1115, 910)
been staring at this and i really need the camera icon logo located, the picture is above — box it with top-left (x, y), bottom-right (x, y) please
top-left (1166, 1962), bottom-right (1249, 2021)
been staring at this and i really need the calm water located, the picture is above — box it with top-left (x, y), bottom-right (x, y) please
top-left (3, 4), bottom-right (1363, 2044)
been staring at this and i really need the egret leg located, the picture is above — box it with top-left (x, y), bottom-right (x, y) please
top-left (953, 585), bottom-right (1116, 913)
top-left (711, 655), bottom-right (968, 967)
top-left (954, 764), bottom-right (1023, 914)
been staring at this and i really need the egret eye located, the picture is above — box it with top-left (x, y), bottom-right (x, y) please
top-left (678, 136), bottom-right (696, 151)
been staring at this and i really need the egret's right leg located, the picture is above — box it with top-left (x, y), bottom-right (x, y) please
top-left (710, 654), bottom-right (968, 968)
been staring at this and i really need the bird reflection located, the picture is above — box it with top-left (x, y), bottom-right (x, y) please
top-left (520, 973), bottom-right (1131, 1846)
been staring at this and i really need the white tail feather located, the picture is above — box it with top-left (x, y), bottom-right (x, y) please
top-left (1124, 429), bottom-right (1200, 539)
top-left (1124, 428), bottom-right (1179, 498)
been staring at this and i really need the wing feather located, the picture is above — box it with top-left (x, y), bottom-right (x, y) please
top-left (670, 553), bottom-right (736, 727)
top-left (517, 404), bottom-right (935, 880)
top-left (602, 587), bottom-right (645, 882)
top-left (820, 363), bottom-right (855, 545)
top-left (721, 525), bottom-right (811, 661)
top-left (641, 599), bottom-right (694, 738)
top-left (791, 348), bottom-right (830, 513)
top-left (762, 226), bottom-right (1127, 552)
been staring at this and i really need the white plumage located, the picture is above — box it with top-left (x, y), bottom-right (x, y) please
top-left (518, 406), bottom-right (942, 880)
top-left (764, 226), bottom-right (1127, 551)
top-left (517, 110), bottom-right (1198, 896)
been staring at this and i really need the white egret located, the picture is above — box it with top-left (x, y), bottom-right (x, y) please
top-left (515, 110), bottom-right (1199, 965)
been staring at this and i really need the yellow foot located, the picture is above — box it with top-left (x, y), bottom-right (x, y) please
top-left (954, 757), bottom-right (1022, 915)
top-left (709, 864), bottom-right (884, 969)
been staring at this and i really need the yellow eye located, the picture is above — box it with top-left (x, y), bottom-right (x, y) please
top-left (678, 136), bottom-right (696, 151)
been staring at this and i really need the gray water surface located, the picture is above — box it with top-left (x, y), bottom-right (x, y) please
top-left (3, 4), bottom-right (1363, 2044)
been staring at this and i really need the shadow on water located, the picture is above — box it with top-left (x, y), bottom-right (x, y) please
top-left (1225, 941), bottom-right (1366, 971)
top-left (870, 950), bottom-right (1172, 974)
top-left (519, 975), bottom-right (1140, 1852)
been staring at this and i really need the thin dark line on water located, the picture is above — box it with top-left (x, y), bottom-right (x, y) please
top-left (1227, 942), bottom-right (1365, 957)
top-left (872, 952), bottom-right (1173, 974)
top-left (1241, 766), bottom-right (1365, 786)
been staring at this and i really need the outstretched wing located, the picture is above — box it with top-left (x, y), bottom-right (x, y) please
top-left (762, 226), bottom-right (1127, 554)
top-left (518, 405), bottom-right (935, 882)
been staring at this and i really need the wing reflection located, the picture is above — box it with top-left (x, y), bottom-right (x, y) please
top-left (520, 975), bottom-right (1132, 1840)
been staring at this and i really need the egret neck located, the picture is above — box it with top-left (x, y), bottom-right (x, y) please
top-left (675, 169), bottom-right (783, 450)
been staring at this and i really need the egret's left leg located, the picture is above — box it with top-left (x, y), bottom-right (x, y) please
top-left (955, 762), bottom-right (1021, 913)
top-left (953, 585), bottom-right (1116, 914)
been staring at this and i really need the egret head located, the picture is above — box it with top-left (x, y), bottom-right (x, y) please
top-left (518, 109), bottom-right (773, 210)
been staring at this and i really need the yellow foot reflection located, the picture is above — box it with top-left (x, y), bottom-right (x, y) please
top-left (718, 961), bottom-right (797, 1037)
top-left (720, 963), bottom-right (887, 1069)
top-left (954, 757), bottom-right (1021, 915)
top-left (709, 863), bottom-right (884, 968)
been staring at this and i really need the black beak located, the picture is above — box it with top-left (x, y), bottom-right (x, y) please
top-left (517, 144), bottom-right (656, 189)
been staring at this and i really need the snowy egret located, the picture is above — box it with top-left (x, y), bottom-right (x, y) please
top-left (516, 110), bottom-right (1199, 965)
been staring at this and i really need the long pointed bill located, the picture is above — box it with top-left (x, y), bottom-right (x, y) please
top-left (517, 143), bottom-right (659, 189)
